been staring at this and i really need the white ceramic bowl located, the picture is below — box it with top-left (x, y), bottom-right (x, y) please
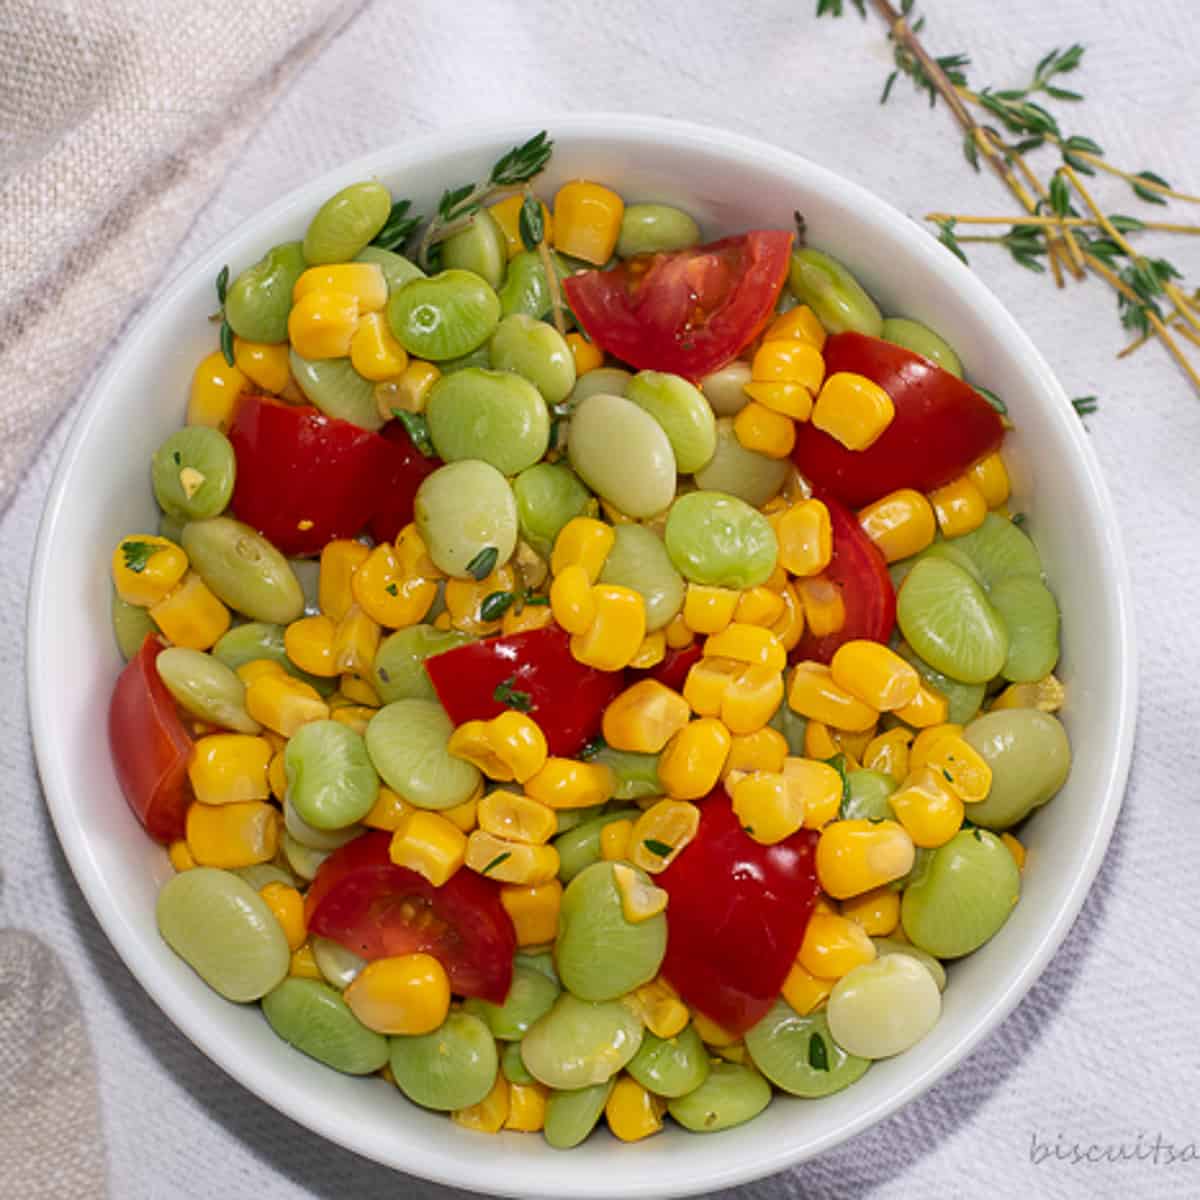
top-left (29, 115), bottom-right (1136, 1198)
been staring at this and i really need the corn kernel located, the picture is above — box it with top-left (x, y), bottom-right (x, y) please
top-left (452, 1071), bottom-right (509, 1134)
top-left (725, 727), bottom-right (789, 776)
top-left (289, 943), bottom-right (322, 980)
top-left (294, 262), bottom-right (386, 312)
top-left (664, 612), bottom-right (696, 649)
top-left (490, 193), bottom-right (554, 258)
top-left (798, 910), bottom-right (877, 979)
top-left (352, 542), bottom-right (437, 629)
top-left (841, 886), bottom-right (900, 936)
top-left (318, 539), bottom-right (371, 621)
top-left (112, 535), bottom-right (188, 607)
top-left (501, 602), bottom-right (556, 636)
top-left (566, 331), bottom-right (603, 376)
top-left (187, 350), bottom-right (248, 432)
top-left (682, 584), bottom-right (740, 635)
top-left (236, 658), bottom-right (286, 686)
top-left (731, 771), bottom-right (804, 844)
top-left (733, 400), bottom-right (796, 458)
top-left (703, 623), bottom-right (787, 672)
top-left (751, 338), bottom-right (825, 391)
top-left (803, 719), bottom-right (839, 761)
top-left (332, 604), bottom-right (380, 676)
top-left (781, 959), bottom-right (834, 1014)
top-left (796, 576), bottom-right (846, 637)
top-left (477, 791), bottom-right (557, 845)
top-left (605, 1075), bottom-right (666, 1143)
top-left (339, 674), bottom-right (380, 707)
top-left (330, 705), bottom-right (372, 735)
top-left (858, 489), bottom-right (937, 563)
top-left (888, 768), bottom-right (964, 848)
top-left (284, 614), bottom-right (338, 677)
top-left (769, 583), bottom-right (806, 652)
top-left (374, 359), bottom-right (441, 419)
top-left (287, 289), bottom-right (359, 360)
top-left (349, 311), bottom-right (409, 382)
top-left (1002, 832), bottom-right (1027, 870)
top-left (893, 681), bottom-right (950, 728)
top-left (721, 663), bottom-right (784, 735)
top-left (602, 680), bottom-right (691, 754)
top-left (149, 572), bottom-right (231, 650)
top-left (232, 338), bottom-right (290, 395)
top-left (657, 719), bottom-right (731, 800)
top-left (923, 734), bottom-right (992, 803)
top-left (743, 380), bottom-right (814, 421)
top-left (815, 819), bottom-right (915, 898)
top-left (730, 587), bottom-right (782, 629)
top-left (550, 563), bottom-right (596, 635)
top-left (389, 809), bottom-right (467, 886)
top-left (929, 476), bottom-right (988, 537)
top-left (788, 661), bottom-right (878, 732)
top-left (500, 879), bottom-right (563, 946)
top-left (553, 180), bottom-right (624, 264)
top-left (776, 499), bottom-right (833, 578)
top-left (968, 451), bottom-right (1011, 509)
top-left (691, 1011), bottom-right (738, 1047)
top-left (612, 862), bottom-right (669, 923)
top-left (551, 517), bottom-right (615, 582)
top-left (443, 787), bottom-right (482, 832)
top-left (830, 640), bottom-right (921, 711)
top-left (444, 565), bottom-right (516, 636)
top-left (363, 786), bottom-right (413, 831)
top-left (779, 757), bottom-right (843, 829)
top-left (259, 881), bottom-right (307, 951)
top-left (345, 953), bottom-right (451, 1035)
top-left (465, 831), bottom-right (559, 885)
top-left (524, 757), bottom-right (615, 810)
top-left (629, 798), bottom-right (701, 872)
top-left (862, 727), bottom-right (913, 780)
top-left (570, 585), bottom-right (645, 671)
top-left (505, 1081), bottom-right (548, 1133)
top-left (185, 800), bottom-right (278, 868)
top-left (908, 723), bottom-right (963, 773)
top-left (244, 672), bottom-right (329, 737)
top-left (812, 372), bottom-right (895, 450)
top-left (187, 734), bottom-right (272, 805)
top-left (600, 818), bottom-right (634, 862)
top-left (989, 673), bottom-right (1066, 713)
top-left (167, 840), bottom-right (196, 872)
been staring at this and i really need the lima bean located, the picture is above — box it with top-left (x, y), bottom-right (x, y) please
top-left (570, 367), bottom-right (632, 405)
top-left (948, 513), bottom-right (1043, 588)
top-left (281, 831), bottom-right (330, 882)
top-left (224, 241), bottom-right (306, 343)
top-left (841, 769), bottom-right (896, 820)
top-left (543, 1081), bottom-right (614, 1149)
top-left (520, 992), bottom-right (643, 1089)
top-left (311, 935), bottom-right (366, 991)
top-left (699, 363), bottom-right (752, 417)
top-left (212, 621), bottom-right (334, 696)
top-left (286, 720), bottom-right (378, 831)
top-left (303, 181), bottom-right (391, 264)
top-left (871, 936), bottom-right (946, 991)
top-left (827, 954), bottom-right (941, 1059)
top-left (152, 427), bottom-right (236, 521)
top-left (112, 590), bottom-right (156, 660)
top-left (365, 699), bottom-right (481, 810)
top-left (155, 646), bottom-right (260, 733)
top-left (744, 1001), bottom-right (870, 1096)
top-left (413, 460), bottom-right (518, 579)
top-left (489, 314), bottom-right (576, 405)
top-left (440, 207), bottom-right (507, 289)
top-left (693, 418), bottom-right (789, 507)
top-left (962, 709), bottom-right (1070, 829)
top-left (372, 624), bottom-right (472, 704)
top-left (667, 1061), bottom-right (771, 1132)
top-left (617, 203), bottom-right (701, 258)
top-left (513, 462), bottom-right (594, 558)
top-left (262, 977), bottom-right (389, 1074)
top-left (589, 745), bottom-right (662, 801)
top-left (463, 963), bottom-right (560, 1040)
top-left (389, 1010), bottom-right (498, 1111)
top-left (553, 811), bottom-right (639, 883)
top-left (626, 1023), bottom-right (709, 1098)
top-left (625, 371), bottom-right (717, 474)
top-left (880, 317), bottom-right (964, 378)
top-left (896, 642), bottom-right (984, 725)
top-left (664, 491), bottom-right (778, 589)
top-left (289, 351), bottom-right (383, 431)
top-left (232, 863), bottom-right (296, 891)
top-left (501, 1040), bottom-right (536, 1085)
top-left (497, 250), bottom-right (559, 321)
top-left (355, 245), bottom-right (425, 292)
top-left (989, 575), bottom-right (1061, 682)
top-left (598, 523), bottom-right (684, 632)
top-left (387, 270), bottom-right (501, 361)
top-left (788, 248), bottom-right (883, 337)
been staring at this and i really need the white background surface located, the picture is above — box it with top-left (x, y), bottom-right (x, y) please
top-left (4, 2), bottom-right (1199, 1197)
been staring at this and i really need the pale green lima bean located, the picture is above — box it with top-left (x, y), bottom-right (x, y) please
top-left (827, 953), bottom-right (942, 1059)
top-left (152, 427), bottom-right (236, 521)
top-left (626, 1022), bottom-right (709, 1098)
top-left (388, 270), bottom-right (501, 361)
top-left (617, 204), bottom-right (701, 257)
top-left (520, 992), bottom-right (643, 1089)
top-left (303, 181), bottom-right (391, 264)
top-left (440, 207), bottom-right (508, 289)
top-left (962, 709), bottom-right (1070, 829)
top-left (625, 370), bottom-right (717, 474)
top-left (667, 1061), bottom-right (771, 1132)
top-left (155, 646), bottom-right (259, 733)
top-left (372, 625), bottom-right (472, 704)
top-left (513, 463), bottom-right (594, 558)
top-left (289, 351), bottom-right (383, 431)
top-left (699, 362), bottom-right (752, 417)
top-left (262, 977), bottom-right (389, 1074)
top-left (311, 935), bottom-right (366, 991)
top-left (388, 1010), bottom-right (498, 1111)
top-left (598, 523), bottom-right (684, 632)
top-left (788, 247), bottom-right (883, 336)
top-left (745, 1001), bottom-right (870, 1097)
top-left (489, 314), bottom-right (576, 405)
top-left (413, 460), bottom-right (518, 579)
top-left (463, 963), bottom-right (560, 1040)
top-left (665, 491), bottom-right (778, 588)
top-left (543, 1081), bottom-right (614, 1149)
top-left (223, 241), bottom-right (306, 343)
top-left (365, 699), bottom-right (481, 810)
top-left (880, 317), bottom-right (964, 378)
top-left (111, 590), bottom-right (156, 659)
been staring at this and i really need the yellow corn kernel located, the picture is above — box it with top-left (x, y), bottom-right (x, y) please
top-left (490, 711), bottom-right (549, 783)
top-left (781, 757), bottom-right (845, 830)
top-left (187, 350), bottom-right (248, 432)
top-left (374, 359), bottom-right (441, 419)
top-left (397, 525), bottom-right (443, 581)
top-left (500, 880), bottom-right (563, 946)
top-left (863, 727), bottom-right (914, 780)
top-left (888, 768), bottom-right (964, 848)
top-left (339, 674), bottom-right (380, 707)
top-left (388, 809), bottom-right (467, 886)
top-left (792, 579), bottom-right (842, 642)
top-left (167, 840), bottom-right (196, 872)
top-left (1002, 832), bottom-right (1027, 870)
top-left (259, 882), bottom-right (307, 951)
top-left (781, 960), bottom-right (834, 1015)
top-left (112, 535), bottom-right (188, 607)
top-left (490, 193), bottom-right (553, 258)
top-left (501, 602), bottom-right (556, 636)
top-left (742, 380), bottom-right (814, 422)
top-left (721, 663), bottom-right (784, 735)
top-left (353, 542), bottom-right (436, 629)
top-left (623, 632), bottom-right (662, 671)
top-left (989, 673), bottom-right (1066, 713)
top-left (908, 723), bottom-right (963, 773)
top-left (704, 623), bottom-right (787, 672)
top-left (733, 400), bottom-right (796, 459)
top-left (664, 611), bottom-right (696, 649)
top-left (231, 337), bottom-right (290, 394)
top-left (553, 180), bottom-right (624, 264)
top-left (570, 585), bottom-right (646, 671)
top-left (289, 942), bottom-right (323, 980)
top-left (363, 786), bottom-right (413, 831)
top-left (630, 978), bottom-right (690, 1039)
top-left (657, 719), bottom-right (731, 800)
top-left (550, 563), bottom-right (596, 635)
top-left (331, 704), bottom-right (373, 735)
top-left (841, 886), bottom-right (901, 937)
top-left (629, 798), bottom-right (701, 872)
top-left (968, 451), bottom-right (1011, 509)
top-left (731, 587), bottom-right (783, 629)
top-left (284, 614), bottom-right (338, 677)
top-left (447, 721), bottom-right (509, 779)
top-left (349, 311), bottom-right (409, 382)
top-left (812, 372), bottom-right (895, 450)
top-left (725, 727), bottom-right (789, 776)
top-left (344, 953), bottom-right (451, 1035)
top-left (798, 910), bottom-right (877, 979)
top-left (612, 862), bottom-right (669, 923)
top-left (605, 1075), bottom-right (666, 1143)
top-left (830, 640), bottom-right (921, 712)
top-left (444, 565), bottom-right (516, 636)
top-left (683, 658), bottom-right (740, 722)
top-left (504, 1081), bottom-right (548, 1133)
top-left (332, 604), bottom-right (381, 676)
top-left (929, 475), bottom-right (988, 538)
top-left (730, 771), bottom-right (804, 844)
top-left (551, 517), bottom-right (615, 582)
top-left (442, 788), bottom-right (482, 833)
top-left (857, 489), bottom-right (937, 563)
top-left (691, 1011), bottom-right (739, 1047)
top-left (600, 818), bottom-right (634, 862)
top-left (764, 305), bottom-right (827, 350)
top-left (751, 338), bottom-right (825, 391)
top-left (478, 791), bottom-right (557, 845)
top-left (524, 757), bottom-right (615, 809)
top-left (267, 752), bottom-right (286, 803)
top-left (565, 330), bottom-right (603, 376)
top-left (602, 679), bottom-right (691, 754)
top-left (294, 262), bottom-right (387, 312)
top-left (682, 584), bottom-right (740, 635)
top-left (149, 572), bottom-right (231, 650)
top-left (187, 734), bottom-right (272, 805)
top-left (237, 658), bottom-right (286, 686)
top-left (244, 672), bottom-right (329, 737)
top-left (453, 1071), bottom-right (510, 1134)
top-left (465, 831), bottom-right (559, 885)
top-left (803, 719), bottom-right (840, 761)
top-left (776, 498), bottom-right (833, 578)
top-left (815, 818), bottom-right (915, 898)
top-left (893, 681), bottom-right (950, 728)
top-left (788, 661), bottom-right (878, 732)
top-left (923, 735), bottom-right (992, 803)
top-left (287, 289), bottom-right (359, 360)
top-left (768, 583), bottom-right (805, 653)
top-left (318, 539), bottom-right (370, 622)
top-left (185, 800), bottom-right (278, 868)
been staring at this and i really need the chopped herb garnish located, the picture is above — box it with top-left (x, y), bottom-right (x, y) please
top-left (370, 198), bottom-right (422, 252)
top-left (1011, 512), bottom-right (1028, 528)
top-left (385, 582), bottom-right (399, 596)
top-left (742, 825), bottom-right (755, 835)
top-left (519, 193), bottom-right (545, 252)
top-left (172, 450), bottom-right (182, 466)
top-left (827, 753), bottom-right (852, 819)
top-left (578, 735), bottom-right (606, 760)
top-left (942, 767), bottom-right (953, 782)
top-left (1072, 394), bottom-right (1099, 417)
top-left (391, 409), bottom-right (436, 457)
top-left (643, 838), bottom-right (674, 859)
top-left (493, 676), bottom-right (533, 712)
top-left (120, 540), bottom-right (160, 574)
top-left (377, 667), bottom-right (391, 683)
top-left (972, 828), bottom-right (985, 842)
top-left (215, 264), bottom-right (229, 307)
top-left (480, 590), bottom-right (516, 621)
top-left (219, 318), bottom-right (235, 368)
top-left (808, 1031), bottom-right (830, 1072)
top-left (466, 546), bottom-right (499, 581)
top-left (482, 852), bottom-right (511, 875)
top-left (524, 594), bottom-right (550, 606)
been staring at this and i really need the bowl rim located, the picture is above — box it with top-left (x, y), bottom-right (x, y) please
top-left (28, 112), bottom-right (1137, 1197)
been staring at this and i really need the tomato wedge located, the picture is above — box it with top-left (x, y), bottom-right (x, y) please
top-left (563, 231), bottom-right (793, 381)
top-left (793, 492), bottom-right (896, 664)
top-left (792, 332), bottom-right (1005, 507)
top-left (305, 832), bottom-right (515, 1004)
top-left (228, 394), bottom-right (393, 557)
top-left (368, 419), bottom-right (443, 544)
top-left (424, 626), bottom-right (625, 758)
top-left (658, 791), bottom-right (820, 1035)
top-left (108, 635), bottom-right (193, 843)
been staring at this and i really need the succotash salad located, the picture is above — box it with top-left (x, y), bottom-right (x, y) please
top-left (107, 132), bottom-right (1072, 1147)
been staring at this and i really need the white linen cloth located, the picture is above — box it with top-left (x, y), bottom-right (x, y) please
top-left (2, 1), bottom-right (1199, 1197)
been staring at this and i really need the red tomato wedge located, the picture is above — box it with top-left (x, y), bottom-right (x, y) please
top-left (305, 832), bottom-right (516, 1004)
top-left (793, 492), bottom-right (896, 664)
top-left (792, 332), bottom-right (1005, 508)
top-left (108, 635), bottom-right (193, 843)
top-left (368, 420), bottom-right (443, 544)
top-left (424, 626), bottom-right (625, 758)
top-left (228, 394), bottom-right (393, 557)
top-left (658, 791), bottom-right (820, 1035)
top-left (563, 231), bottom-right (793, 381)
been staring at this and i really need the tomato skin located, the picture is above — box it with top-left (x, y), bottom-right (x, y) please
top-left (793, 492), bottom-right (896, 664)
top-left (368, 420), bottom-right (443, 544)
top-left (305, 832), bottom-right (516, 1004)
top-left (792, 332), bottom-right (1005, 507)
top-left (563, 231), bottom-right (793, 381)
top-left (108, 635), bottom-right (193, 843)
top-left (658, 790), bottom-right (820, 1035)
top-left (424, 626), bottom-right (625, 758)
top-left (228, 394), bottom-right (392, 557)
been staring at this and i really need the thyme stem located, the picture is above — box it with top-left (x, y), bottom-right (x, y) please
top-left (925, 213), bottom-right (1200, 234)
